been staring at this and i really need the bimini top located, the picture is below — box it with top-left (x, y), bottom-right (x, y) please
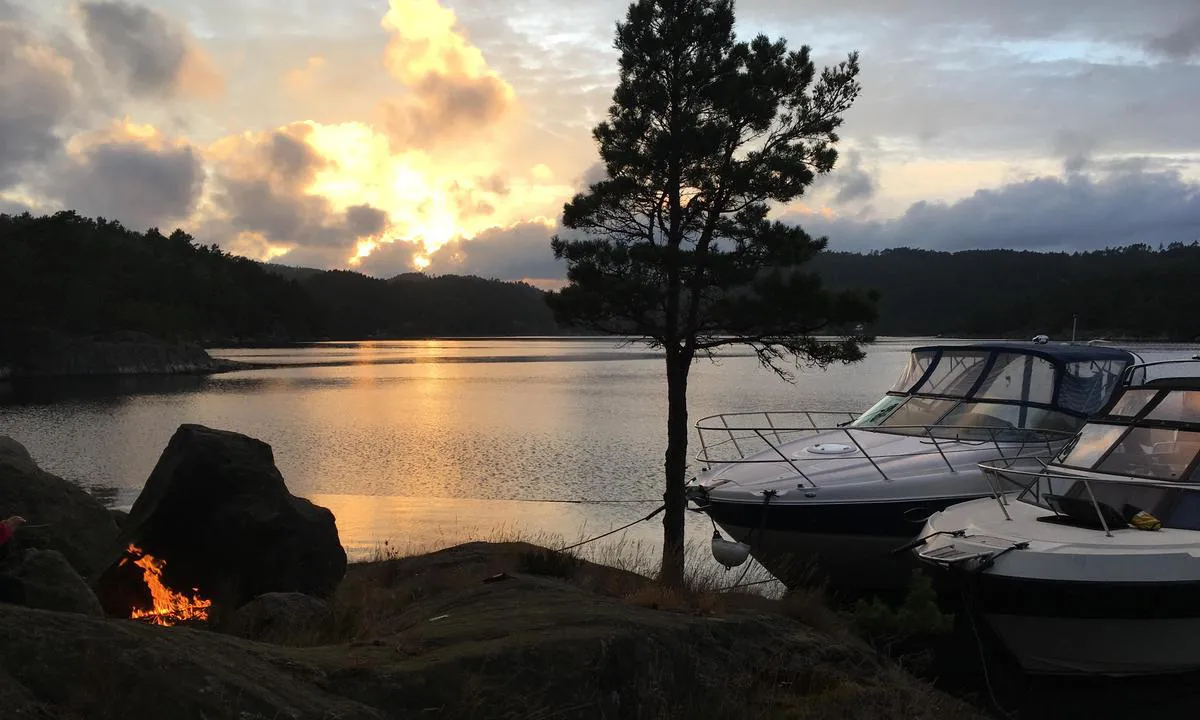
top-left (887, 342), bottom-right (1140, 418)
top-left (909, 341), bottom-right (1138, 366)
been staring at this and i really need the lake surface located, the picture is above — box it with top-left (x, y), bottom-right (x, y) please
top-left (2, 337), bottom-right (1195, 567)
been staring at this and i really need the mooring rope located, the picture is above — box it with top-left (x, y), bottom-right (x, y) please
top-left (511, 498), bottom-right (660, 505)
top-left (723, 490), bottom-right (774, 590)
top-left (556, 503), bottom-right (667, 552)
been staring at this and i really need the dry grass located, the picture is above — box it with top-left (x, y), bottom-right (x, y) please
top-left (188, 529), bottom-right (988, 720)
top-left (320, 525), bottom-right (853, 652)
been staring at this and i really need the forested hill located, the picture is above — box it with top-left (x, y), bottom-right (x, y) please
top-left (2, 211), bottom-right (1197, 347)
top-left (812, 243), bottom-right (1200, 342)
top-left (0, 211), bottom-right (557, 346)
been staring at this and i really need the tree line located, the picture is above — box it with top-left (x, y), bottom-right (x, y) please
top-left (0, 211), bottom-right (558, 347)
top-left (2, 211), bottom-right (1196, 349)
top-left (810, 243), bottom-right (1200, 342)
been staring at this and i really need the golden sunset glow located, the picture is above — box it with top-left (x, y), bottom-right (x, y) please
top-left (7, 0), bottom-right (1178, 278)
top-left (382, 0), bottom-right (507, 86)
top-left (186, 0), bottom-right (565, 270)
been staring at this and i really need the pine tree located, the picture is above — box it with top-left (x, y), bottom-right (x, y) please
top-left (547, 0), bottom-right (878, 585)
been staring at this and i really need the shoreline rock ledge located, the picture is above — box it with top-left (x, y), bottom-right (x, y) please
top-left (0, 329), bottom-right (246, 378)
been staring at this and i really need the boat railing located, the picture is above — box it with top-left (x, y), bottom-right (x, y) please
top-left (978, 457), bottom-right (1200, 537)
top-left (695, 411), bottom-right (1076, 488)
top-left (1122, 358), bottom-right (1200, 386)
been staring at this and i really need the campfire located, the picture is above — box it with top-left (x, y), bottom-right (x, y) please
top-left (120, 543), bottom-right (212, 626)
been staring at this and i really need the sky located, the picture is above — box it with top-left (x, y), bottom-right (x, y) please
top-left (2, 0), bottom-right (1199, 288)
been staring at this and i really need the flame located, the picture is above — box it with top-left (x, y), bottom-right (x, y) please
top-left (122, 543), bottom-right (212, 626)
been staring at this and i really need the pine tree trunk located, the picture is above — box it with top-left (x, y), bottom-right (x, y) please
top-left (660, 346), bottom-right (691, 588)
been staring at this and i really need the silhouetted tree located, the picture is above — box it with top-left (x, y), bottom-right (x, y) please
top-left (546, 0), bottom-right (878, 585)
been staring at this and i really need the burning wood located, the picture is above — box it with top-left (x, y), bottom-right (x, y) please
top-left (120, 544), bottom-right (212, 626)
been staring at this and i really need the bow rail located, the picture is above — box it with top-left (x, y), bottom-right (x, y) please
top-left (695, 411), bottom-right (1076, 488)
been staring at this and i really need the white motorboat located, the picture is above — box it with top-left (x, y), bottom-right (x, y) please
top-left (913, 358), bottom-right (1200, 675)
top-left (685, 341), bottom-right (1140, 594)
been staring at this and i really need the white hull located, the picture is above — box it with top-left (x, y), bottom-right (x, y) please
top-left (918, 496), bottom-right (1200, 676)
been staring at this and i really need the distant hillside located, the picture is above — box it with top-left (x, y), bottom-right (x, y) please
top-left (0, 211), bottom-right (558, 347)
top-left (4, 210), bottom-right (1197, 348)
top-left (810, 243), bottom-right (1200, 342)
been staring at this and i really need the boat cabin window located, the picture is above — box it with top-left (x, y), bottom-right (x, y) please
top-left (939, 402), bottom-right (1079, 437)
top-left (1107, 389), bottom-right (1157, 418)
top-left (854, 394), bottom-right (907, 426)
top-left (973, 353), bottom-right (1055, 404)
top-left (1060, 360), bottom-right (1130, 415)
top-left (853, 397), bottom-right (1077, 438)
top-left (1057, 423), bottom-right (1128, 469)
top-left (865, 396), bottom-right (959, 432)
top-left (890, 351), bottom-right (935, 393)
top-left (1096, 428), bottom-right (1200, 481)
top-left (911, 351), bottom-right (990, 397)
top-left (1058, 423), bottom-right (1200, 482)
top-left (1146, 391), bottom-right (1200, 424)
top-left (855, 346), bottom-right (1135, 440)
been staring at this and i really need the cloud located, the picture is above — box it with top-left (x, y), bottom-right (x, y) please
top-left (789, 165), bottom-right (1200, 253)
top-left (377, 0), bottom-right (516, 147)
top-left (832, 150), bottom-right (877, 204)
top-left (345, 204), bottom-right (389, 238)
top-left (0, 195), bottom-right (29, 214)
top-left (0, 22), bottom-right (77, 189)
top-left (58, 128), bottom-right (204, 229)
top-left (1146, 12), bottom-right (1200, 60)
top-left (1052, 130), bottom-right (1097, 175)
top-left (356, 220), bottom-right (562, 281)
top-left (78, 0), bottom-right (222, 98)
top-left (282, 55), bottom-right (326, 94)
top-left (205, 124), bottom-right (388, 255)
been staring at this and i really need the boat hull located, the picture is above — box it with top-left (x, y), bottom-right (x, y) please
top-left (917, 496), bottom-right (1200, 676)
top-left (703, 495), bottom-right (990, 593)
top-left (940, 571), bottom-right (1200, 675)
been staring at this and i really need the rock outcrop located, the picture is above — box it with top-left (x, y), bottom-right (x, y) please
top-left (0, 603), bottom-right (383, 720)
top-left (0, 436), bottom-right (120, 579)
top-left (0, 542), bottom-right (986, 720)
top-left (0, 329), bottom-right (243, 378)
top-left (0, 548), bottom-right (104, 616)
top-left (95, 424), bottom-right (346, 617)
top-left (221, 592), bottom-right (332, 644)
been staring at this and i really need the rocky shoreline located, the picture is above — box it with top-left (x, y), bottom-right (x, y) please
top-left (0, 425), bottom-right (985, 720)
top-left (0, 329), bottom-right (247, 379)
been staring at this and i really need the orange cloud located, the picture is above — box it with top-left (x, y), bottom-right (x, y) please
top-left (378, 0), bottom-right (516, 147)
top-left (283, 56), bottom-right (327, 94)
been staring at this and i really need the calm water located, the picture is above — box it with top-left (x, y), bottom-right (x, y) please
top-left (1, 337), bottom-right (1194, 564)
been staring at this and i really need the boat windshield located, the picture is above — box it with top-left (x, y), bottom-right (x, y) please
top-left (1018, 388), bottom-right (1200, 530)
top-left (851, 346), bottom-right (1128, 439)
top-left (1053, 390), bottom-right (1200, 481)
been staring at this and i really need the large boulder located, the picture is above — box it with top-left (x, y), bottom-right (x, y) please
top-left (0, 436), bottom-right (120, 580)
top-left (0, 548), bottom-right (104, 616)
top-left (95, 424), bottom-right (346, 617)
